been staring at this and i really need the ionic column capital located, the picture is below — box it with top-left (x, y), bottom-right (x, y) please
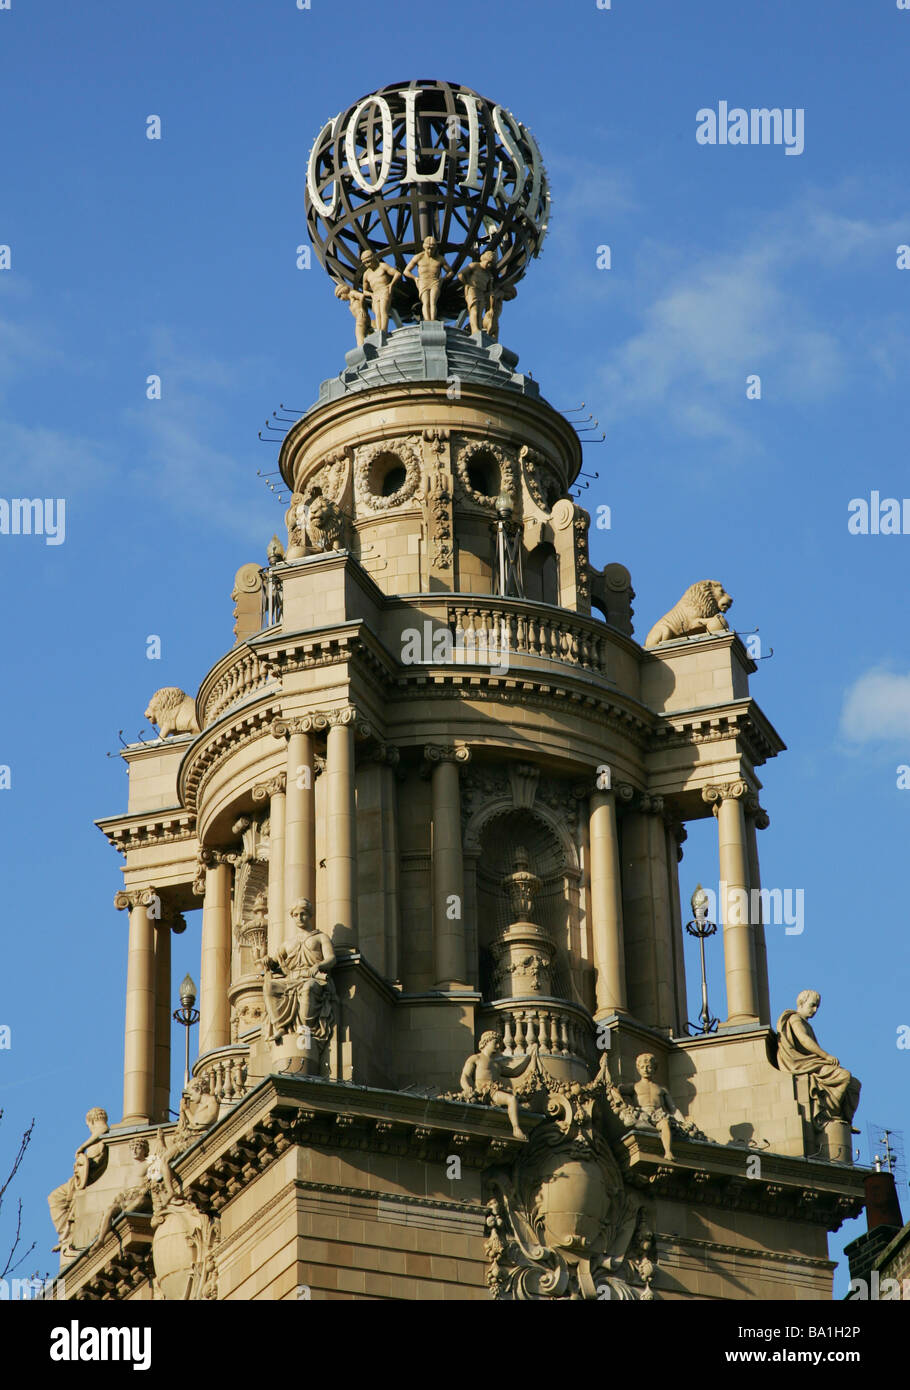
top-left (114, 888), bottom-right (184, 933)
top-left (367, 741), bottom-right (400, 767)
top-left (252, 772), bottom-right (287, 802)
top-left (114, 887), bottom-right (157, 912)
top-left (619, 788), bottom-right (663, 815)
top-left (327, 705), bottom-right (372, 738)
top-left (422, 744), bottom-right (471, 777)
top-left (702, 780), bottom-right (750, 816)
top-left (270, 713), bottom-right (328, 740)
top-left (192, 848), bottom-right (238, 896)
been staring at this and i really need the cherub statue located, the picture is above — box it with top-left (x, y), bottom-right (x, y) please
top-left (777, 990), bottom-right (861, 1125)
top-left (458, 249), bottom-right (496, 335)
top-left (623, 1053), bottom-right (699, 1161)
top-left (48, 1107), bottom-right (110, 1260)
top-left (359, 249), bottom-right (401, 333)
top-left (167, 1077), bottom-right (220, 1158)
top-left (92, 1137), bottom-right (154, 1249)
top-left (460, 1030), bottom-right (539, 1140)
top-left (402, 235), bottom-right (447, 321)
top-left (259, 898), bottom-right (337, 1073)
top-left (335, 282), bottom-right (373, 345)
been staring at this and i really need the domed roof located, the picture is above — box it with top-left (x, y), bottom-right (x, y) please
top-left (309, 320), bottom-right (542, 412)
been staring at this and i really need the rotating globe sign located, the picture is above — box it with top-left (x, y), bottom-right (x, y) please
top-left (305, 79), bottom-right (551, 334)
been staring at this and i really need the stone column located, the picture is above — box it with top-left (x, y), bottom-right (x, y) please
top-left (326, 708), bottom-right (365, 949)
top-left (254, 772), bottom-right (287, 956)
top-left (153, 915), bottom-right (172, 1122)
top-left (704, 783), bottom-right (759, 1026)
top-left (356, 745), bottom-right (400, 977)
top-left (745, 797), bottom-right (772, 1025)
top-left (619, 791), bottom-right (677, 1028)
top-left (426, 744), bottom-right (470, 988)
top-left (273, 716), bottom-right (322, 920)
top-left (197, 854), bottom-right (234, 1056)
top-left (115, 888), bottom-right (157, 1126)
top-left (588, 789), bottom-right (628, 1018)
top-left (381, 753), bottom-right (402, 982)
top-left (665, 821), bottom-right (689, 1034)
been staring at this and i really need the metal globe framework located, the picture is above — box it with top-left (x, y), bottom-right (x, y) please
top-left (305, 79), bottom-right (551, 323)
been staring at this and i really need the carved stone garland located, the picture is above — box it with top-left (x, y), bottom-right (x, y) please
top-left (354, 436), bottom-right (423, 512)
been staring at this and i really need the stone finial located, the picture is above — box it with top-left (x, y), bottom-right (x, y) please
top-left (644, 581), bottom-right (733, 649)
top-left (144, 688), bottom-right (200, 740)
top-left (502, 847), bottom-right (541, 924)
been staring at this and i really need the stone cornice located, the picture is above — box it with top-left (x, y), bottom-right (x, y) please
top-left (65, 1214), bottom-right (153, 1302)
top-left (175, 1075), bottom-right (532, 1217)
top-left (95, 808), bottom-right (197, 856)
top-left (652, 700), bottom-right (786, 764)
top-left (616, 1130), bottom-right (866, 1231)
top-left (178, 703), bottom-right (281, 815)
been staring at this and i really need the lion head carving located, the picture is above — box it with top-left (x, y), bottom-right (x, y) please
top-left (644, 581), bottom-right (732, 649)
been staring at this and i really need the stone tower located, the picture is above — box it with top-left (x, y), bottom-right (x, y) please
top-left (49, 80), bottom-right (865, 1302)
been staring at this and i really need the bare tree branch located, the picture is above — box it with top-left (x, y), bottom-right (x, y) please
top-left (0, 1111), bottom-right (37, 1280)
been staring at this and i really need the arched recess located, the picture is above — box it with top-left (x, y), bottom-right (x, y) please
top-left (464, 801), bottom-right (580, 1003)
top-left (524, 540), bottom-right (559, 606)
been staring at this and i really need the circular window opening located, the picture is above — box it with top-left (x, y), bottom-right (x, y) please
top-left (368, 451), bottom-right (408, 499)
top-left (381, 465), bottom-right (407, 496)
top-left (467, 452), bottom-right (501, 498)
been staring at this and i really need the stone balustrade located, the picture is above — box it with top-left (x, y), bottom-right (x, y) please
top-left (477, 997), bottom-right (595, 1069)
top-left (200, 651), bottom-right (277, 727)
top-left (193, 1047), bottom-right (249, 1105)
top-left (446, 600), bottom-right (610, 677)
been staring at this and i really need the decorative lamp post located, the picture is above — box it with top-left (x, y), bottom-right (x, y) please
top-left (685, 885), bottom-right (719, 1035)
top-left (494, 491), bottom-right (523, 599)
top-left (173, 973), bottom-right (199, 1090)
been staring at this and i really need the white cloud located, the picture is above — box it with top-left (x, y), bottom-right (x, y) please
top-left (840, 668), bottom-right (910, 743)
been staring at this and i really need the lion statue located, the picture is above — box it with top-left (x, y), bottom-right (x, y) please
top-left (644, 581), bottom-right (733, 649)
top-left (144, 687), bottom-right (200, 739)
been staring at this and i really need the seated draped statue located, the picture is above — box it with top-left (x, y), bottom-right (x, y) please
top-left (259, 898), bottom-right (337, 1072)
top-left (777, 990), bottom-right (861, 1125)
top-left (48, 1107), bottom-right (110, 1260)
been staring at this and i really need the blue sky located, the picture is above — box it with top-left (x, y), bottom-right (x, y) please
top-left (1, 0), bottom-right (908, 1295)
